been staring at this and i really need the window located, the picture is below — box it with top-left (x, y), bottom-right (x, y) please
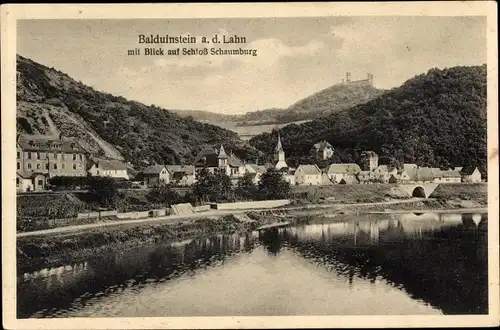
top-left (17, 151), bottom-right (20, 159)
top-left (36, 152), bottom-right (40, 159)
top-left (96, 170), bottom-right (99, 175)
top-left (37, 164), bottom-right (41, 170)
top-left (17, 162), bottom-right (20, 170)
top-left (61, 154), bottom-right (65, 160)
top-left (45, 163), bottom-right (49, 169)
top-left (16, 178), bottom-right (19, 186)
top-left (79, 154), bottom-right (83, 161)
top-left (28, 163), bottom-right (31, 169)
top-left (73, 164), bottom-right (77, 170)
top-left (54, 164), bottom-right (57, 170)
top-left (38, 180), bottom-right (43, 186)
top-left (28, 153), bottom-right (32, 160)
top-left (73, 154), bottom-right (77, 160)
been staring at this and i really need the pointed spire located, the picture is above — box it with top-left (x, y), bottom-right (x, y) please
top-left (218, 144), bottom-right (228, 158)
top-left (275, 131), bottom-right (283, 152)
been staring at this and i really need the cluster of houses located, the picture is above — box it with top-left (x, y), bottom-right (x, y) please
top-left (16, 133), bottom-right (483, 193)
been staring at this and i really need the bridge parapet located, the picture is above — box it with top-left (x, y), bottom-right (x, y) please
top-left (399, 183), bottom-right (439, 198)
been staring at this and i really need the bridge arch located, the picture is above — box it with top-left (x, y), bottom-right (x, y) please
top-left (412, 186), bottom-right (426, 198)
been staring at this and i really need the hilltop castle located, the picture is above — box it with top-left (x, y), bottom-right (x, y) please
top-left (341, 72), bottom-right (374, 87)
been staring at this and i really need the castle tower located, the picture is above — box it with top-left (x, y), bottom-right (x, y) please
top-left (361, 151), bottom-right (379, 172)
top-left (218, 144), bottom-right (228, 167)
top-left (274, 132), bottom-right (288, 170)
top-left (367, 73), bottom-right (374, 86)
top-left (346, 72), bottom-right (351, 84)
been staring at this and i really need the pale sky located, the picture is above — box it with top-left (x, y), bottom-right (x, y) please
top-left (17, 17), bottom-right (486, 114)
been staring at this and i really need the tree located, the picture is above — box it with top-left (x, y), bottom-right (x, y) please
top-left (88, 176), bottom-right (119, 207)
top-left (258, 168), bottom-right (291, 200)
top-left (146, 184), bottom-right (181, 207)
top-left (235, 172), bottom-right (258, 201)
top-left (192, 168), bottom-right (233, 203)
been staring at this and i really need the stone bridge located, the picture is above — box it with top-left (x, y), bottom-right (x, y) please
top-left (398, 183), bottom-right (439, 198)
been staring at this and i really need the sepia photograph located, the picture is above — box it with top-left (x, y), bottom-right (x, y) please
top-left (1, 2), bottom-right (498, 329)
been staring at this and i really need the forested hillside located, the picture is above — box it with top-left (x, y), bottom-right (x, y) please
top-left (16, 55), bottom-right (261, 168)
top-left (249, 65), bottom-right (488, 174)
top-left (172, 84), bottom-right (385, 126)
top-left (238, 84), bottom-right (385, 125)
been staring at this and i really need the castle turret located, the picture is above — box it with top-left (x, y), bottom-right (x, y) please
top-left (367, 73), bottom-right (374, 86)
top-left (218, 144), bottom-right (228, 167)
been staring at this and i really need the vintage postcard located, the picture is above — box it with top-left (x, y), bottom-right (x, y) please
top-left (1, 2), bottom-right (499, 329)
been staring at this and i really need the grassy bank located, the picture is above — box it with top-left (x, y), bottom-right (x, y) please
top-left (430, 183), bottom-right (487, 201)
top-left (291, 184), bottom-right (410, 203)
top-left (16, 213), bottom-right (281, 273)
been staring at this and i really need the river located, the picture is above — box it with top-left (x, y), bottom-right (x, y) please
top-left (17, 212), bottom-right (488, 318)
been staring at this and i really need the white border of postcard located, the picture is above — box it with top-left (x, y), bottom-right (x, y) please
top-left (1, 2), bottom-right (499, 329)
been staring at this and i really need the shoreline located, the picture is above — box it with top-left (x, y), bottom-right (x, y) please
top-left (16, 199), bottom-right (488, 273)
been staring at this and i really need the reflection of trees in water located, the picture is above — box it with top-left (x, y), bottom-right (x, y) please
top-left (279, 214), bottom-right (488, 314)
top-left (258, 228), bottom-right (283, 255)
top-left (18, 232), bottom-right (257, 318)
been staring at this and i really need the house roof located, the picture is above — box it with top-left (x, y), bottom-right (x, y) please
top-left (441, 170), bottom-right (461, 178)
top-left (245, 164), bottom-right (267, 174)
top-left (142, 165), bottom-right (166, 175)
top-left (92, 159), bottom-right (127, 171)
top-left (296, 164), bottom-right (321, 175)
top-left (17, 134), bottom-right (87, 154)
top-left (340, 176), bottom-right (359, 184)
top-left (194, 146), bottom-right (243, 167)
top-left (326, 163), bottom-right (361, 175)
top-left (165, 165), bottom-right (195, 174)
top-left (430, 167), bottom-right (442, 178)
top-left (460, 166), bottom-right (479, 176)
top-left (415, 167), bottom-right (434, 182)
top-left (312, 140), bottom-right (333, 151)
top-left (17, 171), bottom-right (48, 178)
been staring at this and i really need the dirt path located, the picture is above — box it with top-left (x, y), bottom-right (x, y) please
top-left (16, 198), bottom-right (432, 238)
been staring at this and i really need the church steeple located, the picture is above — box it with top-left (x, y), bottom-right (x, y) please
top-left (275, 132), bottom-right (283, 152)
top-left (274, 131), bottom-right (288, 170)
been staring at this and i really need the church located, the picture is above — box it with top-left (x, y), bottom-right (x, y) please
top-left (271, 132), bottom-right (296, 185)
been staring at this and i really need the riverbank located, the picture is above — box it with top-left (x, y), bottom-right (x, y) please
top-left (16, 195), bottom-right (487, 273)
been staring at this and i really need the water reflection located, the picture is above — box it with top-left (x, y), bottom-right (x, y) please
top-left (275, 212), bottom-right (488, 314)
top-left (17, 213), bottom-right (487, 318)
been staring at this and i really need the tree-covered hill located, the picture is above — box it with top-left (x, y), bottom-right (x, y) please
top-left (249, 65), bottom-right (487, 174)
top-left (16, 55), bottom-right (262, 168)
top-left (172, 83), bottom-right (385, 126)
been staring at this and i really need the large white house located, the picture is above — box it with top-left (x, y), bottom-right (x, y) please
top-left (325, 163), bottom-right (361, 183)
top-left (461, 167), bottom-right (482, 183)
top-left (295, 164), bottom-right (322, 185)
top-left (88, 159), bottom-right (129, 179)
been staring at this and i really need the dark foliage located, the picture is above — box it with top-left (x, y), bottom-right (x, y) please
top-left (250, 65), bottom-right (487, 174)
top-left (257, 168), bottom-right (291, 200)
top-left (16, 55), bottom-right (262, 169)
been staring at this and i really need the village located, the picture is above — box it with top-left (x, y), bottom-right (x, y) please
top-left (15, 132), bottom-right (484, 193)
